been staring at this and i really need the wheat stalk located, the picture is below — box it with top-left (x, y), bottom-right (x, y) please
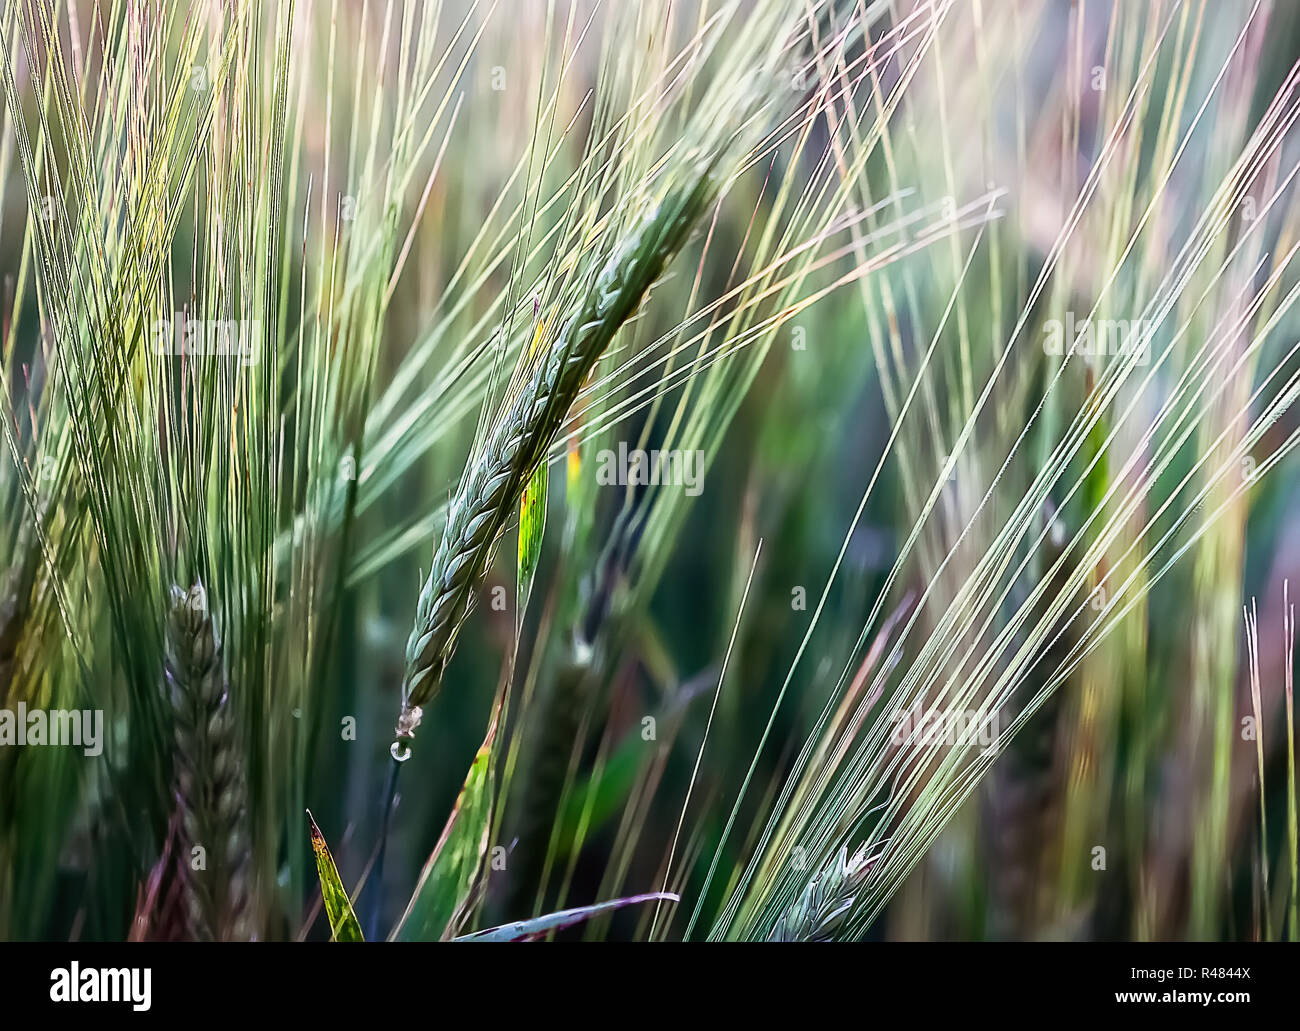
top-left (164, 583), bottom-right (255, 941)
top-left (767, 843), bottom-right (876, 942)
top-left (395, 158), bottom-right (724, 742)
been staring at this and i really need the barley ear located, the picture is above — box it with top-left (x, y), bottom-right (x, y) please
top-left (397, 164), bottom-right (722, 736)
top-left (767, 844), bottom-right (875, 942)
top-left (165, 583), bottom-right (256, 941)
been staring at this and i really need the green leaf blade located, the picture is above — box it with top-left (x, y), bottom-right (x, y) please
top-left (308, 811), bottom-right (364, 942)
top-left (517, 459), bottom-right (548, 611)
top-left (393, 743), bottom-right (494, 941)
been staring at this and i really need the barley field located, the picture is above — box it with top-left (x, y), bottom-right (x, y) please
top-left (0, 0), bottom-right (1297, 947)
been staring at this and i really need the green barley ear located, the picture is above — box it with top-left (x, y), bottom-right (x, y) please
top-left (396, 161), bottom-right (724, 741)
top-left (165, 583), bottom-right (255, 942)
top-left (767, 844), bottom-right (875, 942)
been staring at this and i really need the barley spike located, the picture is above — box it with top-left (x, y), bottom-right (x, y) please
top-left (767, 843), bottom-right (875, 942)
top-left (165, 583), bottom-right (256, 941)
top-left (397, 159), bottom-right (722, 734)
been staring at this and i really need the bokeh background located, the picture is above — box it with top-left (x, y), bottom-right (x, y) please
top-left (1, 0), bottom-right (1298, 941)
